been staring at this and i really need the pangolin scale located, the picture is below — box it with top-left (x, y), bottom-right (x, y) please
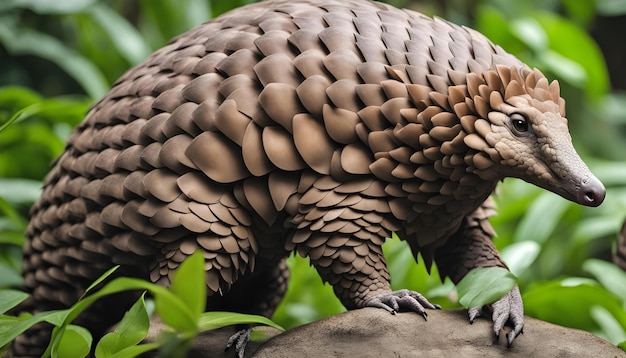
top-left (15, 0), bottom-right (605, 355)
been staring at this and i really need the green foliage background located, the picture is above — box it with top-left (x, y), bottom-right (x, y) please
top-left (1, 0), bottom-right (626, 353)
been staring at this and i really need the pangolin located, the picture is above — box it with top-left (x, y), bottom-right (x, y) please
top-left (14, 0), bottom-right (606, 356)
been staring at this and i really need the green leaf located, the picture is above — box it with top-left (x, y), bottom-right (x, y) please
top-left (0, 103), bottom-right (41, 133)
top-left (511, 18), bottom-right (547, 52)
top-left (500, 241), bottom-right (541, 276)
top-left (583, 259), bottom-right (626, 302)
top-left (534, 12), bottom-right (609, 99)
top-left (88, 3), bottom-right (151, 66)
top-left (0, 289), bottom-right (29, 314)
top-left (0, 262), bottom-right (24, 287)
top-left (55, 325), bottom-right (92, 358)
top-left (108, 343), bottom-right (160, 358)
top-left (95, 293), bottom-right (150, 357)
top-left (0, 179), bottom-right (42, 204)
top-left (197, 311), bottom-right (283, 332)
top-left (80, 266), bottom-right (120, 299)
top-left (0, 23), bottom-right (109, 98)
top-left (2, 0), bottom-right (98, 14)
top-left (590, 305), bottom-right (626, 345)
top-left (524, 280), bottom-right (626, 331)
top-left (596, 0), bottom-right (626, 16)
top-left (0, 309), bottom-right (69, 349)
top-left (456, 267), bottom-right (517, 309)
top-left (513, 191), bottom-right (571, 243)
top-left (169, 251), bottom-right (205, 321)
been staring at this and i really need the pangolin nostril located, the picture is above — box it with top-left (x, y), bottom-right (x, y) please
top-left (579, 176), bottom-right (606, 207)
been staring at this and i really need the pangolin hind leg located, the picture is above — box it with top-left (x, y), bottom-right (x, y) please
top-left (434, 199), bottom-right (524, 346)
top-left (207, 257), bottom-right (290, 358)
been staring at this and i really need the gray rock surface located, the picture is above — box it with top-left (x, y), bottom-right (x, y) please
top-left (173, 308), bottom-right (625, 357)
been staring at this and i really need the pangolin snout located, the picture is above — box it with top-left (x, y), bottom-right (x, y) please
top-left (578, 175), bottom-right (605, 207)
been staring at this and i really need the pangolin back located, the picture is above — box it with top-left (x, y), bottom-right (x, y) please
top-left (17, 0), bottom-right (605, 355)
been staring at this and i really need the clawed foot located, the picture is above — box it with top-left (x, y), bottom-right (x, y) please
top-left (468, 285), bottom-right (524, 347)
top-left (363, 289), bottom-right (441, 319)
top-left (225, 327), bottom-right (251, 358)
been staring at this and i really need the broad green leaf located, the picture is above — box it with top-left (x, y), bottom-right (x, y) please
top-left (88, 3), bottom-right (151, 66)
top-left (583, 259), bottom-right (626, 302)
top-left (0, 86), bottom-right (41, 107)
top-left (0, 197), bottom-right (27, 230)
top-left (55, 325), bottom-right (92, 358)
top-left (0, 179), bottom-right (42, 204)
top-left (524, 280), bottom-right (626, 331)
top-left (95, 294), bottom-right (150, 357)
top-left (534, 12), bottom-right (609, 99)
top-left (197, 311), bottom-right (283, 332)
top-left (2, 0), bottom-right (98, 13)
top-left (0, 289), bottom-right (28, 314)
top-left (513, 191), bottom-right (571, 243)
top-left (596, 0), bottom-right (626, 16)
top-left (0, 23), bottom-right (108, 98)
top-left (511, 18), bottom-right (547, 52)
top-left (501, 241), bottom-right (541, 276)
top-left (169, 251), bottom-right (205, 321)
top-left (0, 262), bottom-right (24, 287)
top-left (539, 50), bottom-right (587, 86)
top-left (591, 305), bottom-right (626, 345)
top-left (456, 267), bottom-right (517, 308)
top-left (185, 0), bottom-right (212, 26)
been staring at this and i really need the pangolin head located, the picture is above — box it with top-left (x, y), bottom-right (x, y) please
top-left (463, 65), bottom-right (605, 207)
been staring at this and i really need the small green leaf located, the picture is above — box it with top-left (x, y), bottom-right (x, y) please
top-left (109, 343), bottom-right (160, 358)
top-left (154, 286), bottom-right (198, 334)
top-left (95, 293), bottom-right (150, 357)
top-left (55, 325), bottom-right (92, 358)
top-left (0, 289), bottom-right (29, 314)
top-left (197, 311), bottom-right (284, 332)
top-left (80, 266), bottom-right (120, 299)
top-left (169, 251), bottom-right (206, 321)
top-left (456, 267), bottom-right (517, 309)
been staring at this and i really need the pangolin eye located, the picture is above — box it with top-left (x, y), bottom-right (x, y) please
top-left (510, 113), bottom-right (529, 134)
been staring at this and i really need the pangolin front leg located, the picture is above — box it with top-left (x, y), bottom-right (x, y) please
top-left (435, 198), bottom-right (524, 346)
top-left (293, 186), bottom-right (439, 319)
top-left (304, 230), bottom-right (439, 318)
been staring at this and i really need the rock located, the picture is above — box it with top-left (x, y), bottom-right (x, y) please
top-left (175, 308), bottom-right (624, 357)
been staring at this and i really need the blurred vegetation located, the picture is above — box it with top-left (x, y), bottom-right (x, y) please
top-left (1, 0), bottom-right (626, 354)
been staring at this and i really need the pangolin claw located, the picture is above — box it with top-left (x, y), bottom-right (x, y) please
top-left (364, 289), bottom-right (441, 318)
top-left (468, 285), bottom-right (524, 347)
top-left (225, 327), bottom-right (252, 358)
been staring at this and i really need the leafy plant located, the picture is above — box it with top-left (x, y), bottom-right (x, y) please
top-left (0, 251), bottom-right (282, 357)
